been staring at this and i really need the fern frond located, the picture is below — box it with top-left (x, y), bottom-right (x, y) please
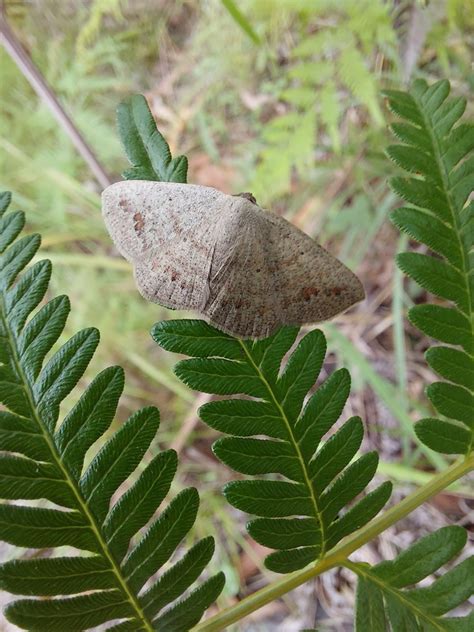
top-left (117, 94), bottom-right (188, 183)
top-left (152, 319), bottom-right (392, 574)
top-left (385, 79), bottom-right (473, 456)
top-left (0, 193), bottom-right (224, 630)
top-left (352, 526), bottom-right (474, 630)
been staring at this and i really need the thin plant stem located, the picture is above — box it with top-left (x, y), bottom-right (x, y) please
top-left (0, 3), bottom-right (112, 189)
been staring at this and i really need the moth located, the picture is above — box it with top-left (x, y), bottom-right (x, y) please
top-left (102, 181), bottom-right (364, 339)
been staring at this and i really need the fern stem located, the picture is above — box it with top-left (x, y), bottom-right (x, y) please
top-left (193, 455), bottom-right (474, 631)
top-left (238, 339), bottom-right (328, 554)
top-left (0, 295), bottom-right (154, 632)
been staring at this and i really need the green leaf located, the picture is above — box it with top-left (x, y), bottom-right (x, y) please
top-left (391, 207), bottom-right (461, 268)
top-left (0, 505), bottom-right (96, 550)
top-left (319, 452), bottom-right (379, 524)
top-left (391, 121), bottom-right (432, 153)
top-left (140, 536), bottom-right (215, 618)
top-left (351, 526), bottom-right (473, 630)
top-left (383, 89), bottom-right (423, 126)
top-left (248, 517), bottom-right (320, 550)
top-left (1, 234), bottom-right (41, 289)
top-left (427, 382), bottom-right (473, 427)
top-left (309, 416), bottom-right (363, 492)
top-left (444, 124), bottom-right (474, 171)
top-left (214, 437), bottom-right (302, 480)
top-left (0, 556), bottom-right (115, 595)
top-left (152, 318), bottom-right (244, 360)
top-left (426, 346), bottom-right (474, 389)
top-left (390, 176), bottom-right (451, 222)
top-left (5, 259), bottom-right (52, 332)
top-left (264, 547), bottom-right (321, 574)
top-left (375, 526), bottom-right (466, 587)
top-left (387, 144), bottom-right (439, 183)
top-left (433, 95), bottom-right (466, 136)
top-left (5, 592), bottom-right (135, 631)
top-left (122, 488), bottom-right (200, 592)
top-left (0, 412), bottom-right (49, 461)
top-left (18, 295), bottom-right (71, 384)
top-left (152, 572), bottom-right (226, 632)
top-left (34, 327), bottom-right (100, 432)
top-left (397, 253), bottom-right (468, 313)
top-left (415, 418), bottom-right (471, 454)
top-left (339, 47), bottom-right (383, 125)
top-left (0, 192), bottom-right (222, 629)
top-left (0, 191), bottom-right (12, 216)
top-left (0, 455), bottom-right (74, 507)
top-left (224, 480), bottom-right (313, 517)
top-left (296, 368), bottom-right (351, 463)
top-left (154, 321), bottom-right (389, 573)
top-left (175, 356), bottom-right (268, 397)
top-left (55, 365), bottom-right (125, 478)
top-left (355, 576), bottom-right (385, 631)
top-left (103, 449), bottom-right (178, 562)
top-left (0, 211), bottom-right (25, 254)
top-left (408, 557), bottom-right (474, 615)
top-left (277, 328), bottom-right (326, 420)
top-left (200, 399), bottom-right (285, 439)
top-left (409, 305), bottom-right (472, 352)
top-left (117, 94), bottom-right (188, 183)
top-left (326, 482), bottom-right (392, 549)
top-left (385, 593), bottom-right (419, 630)
top-left (386, 80), bottom-right (473, 456)
top-left (80, 406), bottom-right (161, 523)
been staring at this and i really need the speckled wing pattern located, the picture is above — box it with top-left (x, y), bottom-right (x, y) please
top-left (102, 181), bottom-right (364, 339)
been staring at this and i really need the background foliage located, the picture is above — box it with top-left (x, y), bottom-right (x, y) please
top-left (0, 0), bottom-right (473, 628)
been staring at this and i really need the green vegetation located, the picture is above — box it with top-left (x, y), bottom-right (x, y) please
top-left (0, 1), bottom-right (472, 628)
top-left (0, 75), bottom-right (472, 628)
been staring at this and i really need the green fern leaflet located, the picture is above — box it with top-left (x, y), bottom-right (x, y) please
top-left (117, 94), bottom-right (188, 183)
top-left (0, 191), bottom-right (224, 631)
top-left (385, 79), bottom-right (473, 456)
top-left (352, 526), bottom-right (474, 630)
top-left (153, 319), bottom-right (392, 574)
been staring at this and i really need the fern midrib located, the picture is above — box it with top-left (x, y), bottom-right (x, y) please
top-left (344, 560), bottom-right (449, 631)
top-left (415, 94), bottom-right (474, 353)
top-left (0, 295), bottom-right (153, 632)
top-left (238, 340), bottom-right (327, 556)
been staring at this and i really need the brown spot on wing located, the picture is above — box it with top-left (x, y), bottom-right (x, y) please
top-left (302, 287), bottom-right (319, 301)
top-left (324, 286), bottom-right (344, 297)
top-left (133, 212), bottom-right (145, 235)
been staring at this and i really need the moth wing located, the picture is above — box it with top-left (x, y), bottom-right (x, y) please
top-left (266, 213), bottom-right (365, 323)
top-left (133, 234), bottom-right (215, 311)
top-left (101, 180), bottom-right (224, 261)
top-left (202, 201), bottom-right (364, 339)
top-left (102, 180), bottom-right (228, 311)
